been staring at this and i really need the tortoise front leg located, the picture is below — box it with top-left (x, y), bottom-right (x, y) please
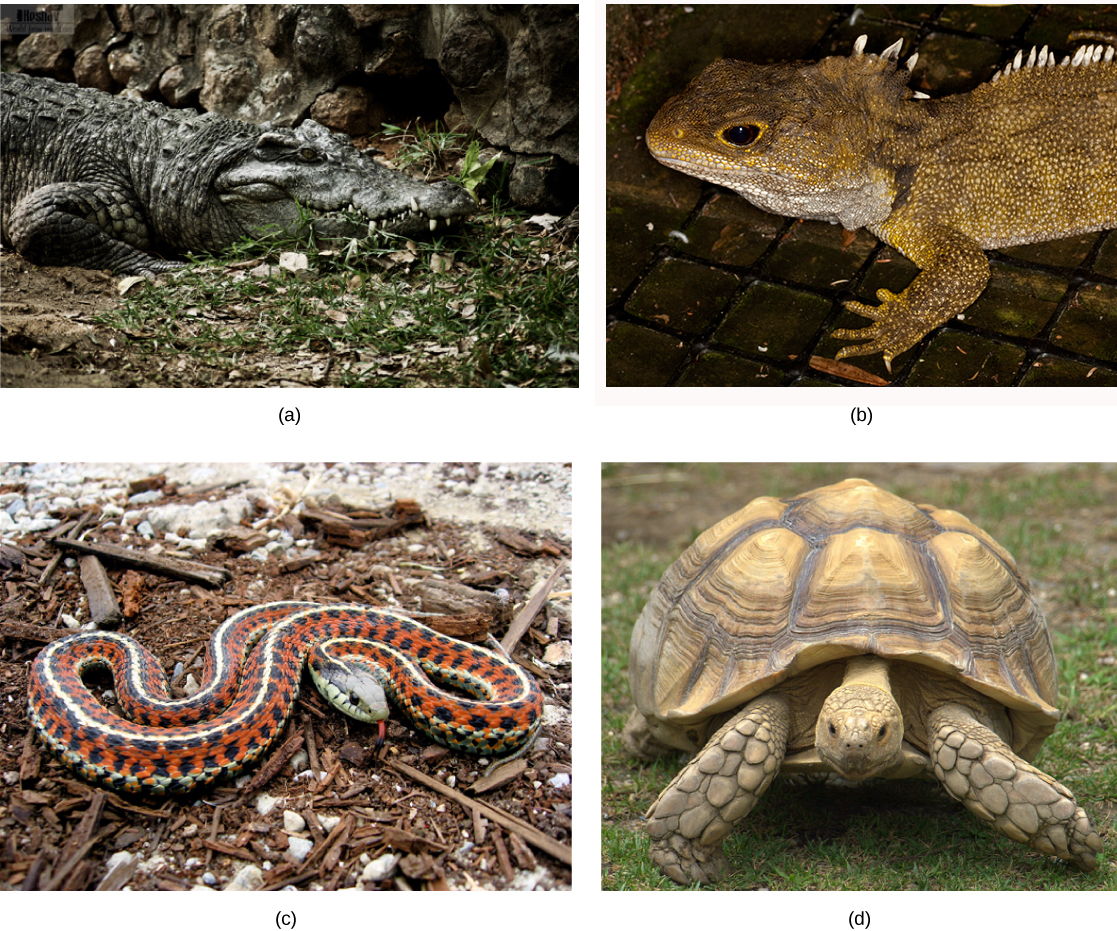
top-left (645, 693), bottom-right (790, 885)
top-left (928, 702), bottom-right (1102, 870)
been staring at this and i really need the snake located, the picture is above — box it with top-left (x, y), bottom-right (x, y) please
top-left (27, 601), bottom-right (544, 796)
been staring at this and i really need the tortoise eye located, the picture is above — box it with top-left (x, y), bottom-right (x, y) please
top-left (878, 725), bottom-right (888, 739)
top-left (829, 723), bottom-right (837, 736)
top-left (722, 125), bottom-right (761, 146)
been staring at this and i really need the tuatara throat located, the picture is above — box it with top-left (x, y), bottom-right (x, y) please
top-left (646, 35), bottom-right (1117, 371)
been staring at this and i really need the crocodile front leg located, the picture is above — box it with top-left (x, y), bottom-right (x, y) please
top-left (833, 223), bottom-right (990, 371)
top-left (7, 181), bottom-right (184, 277)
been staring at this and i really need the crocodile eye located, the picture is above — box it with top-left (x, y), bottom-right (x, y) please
top-left (722, 125), bottom-right (761, 147)
top-left (299, 147), bottom-right (321, 162)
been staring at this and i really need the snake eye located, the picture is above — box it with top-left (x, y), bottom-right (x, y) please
top-left (722, 125), bottom-right (761, 147)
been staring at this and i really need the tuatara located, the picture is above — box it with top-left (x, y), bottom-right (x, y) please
top-left (646, 35), bottom-right (1117, 371)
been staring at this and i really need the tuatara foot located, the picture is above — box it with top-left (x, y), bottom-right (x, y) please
top-left (832, 289), bottom-right (936, 372)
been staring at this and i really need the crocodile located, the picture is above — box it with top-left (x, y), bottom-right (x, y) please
top-left (1, 72), bottom-right (475, 277)
top-left (646, 35), bottom-right (1117, 371)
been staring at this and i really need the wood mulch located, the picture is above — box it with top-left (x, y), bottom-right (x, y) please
top-left (0, 484), bottom-right (572, 890)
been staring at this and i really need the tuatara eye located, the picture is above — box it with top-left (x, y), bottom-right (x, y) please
top-left (722, 125), bottom-right (761, 147)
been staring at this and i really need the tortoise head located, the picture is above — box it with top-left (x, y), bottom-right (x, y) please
top-left (815, 680), bottom-right (904, 780)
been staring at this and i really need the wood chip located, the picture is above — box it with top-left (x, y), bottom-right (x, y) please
top-left (417, 579), bottom-right (507, 620)
top-left (381, 825), bottom-right (448, 853)
top-left (126, 474), bottom-right (165, 496)
top-left (48, 538), bottom-right (231, 586)
top-left (300, 499), bottom-right (426, 548)
top-left (387, 759), bottom-right (571, 865)
top-left (242, 734), bottom-right (305, 793)
top-left (502, 559), bottom-right (565, 654)
top-left (470, 759), bottom-right (527, 793)
top-left (119, 571), bottom-right (146, 619)
top-left (213, 527), bottom-right (270, 553)
top-left (79, 555), bottom-right (122, 628)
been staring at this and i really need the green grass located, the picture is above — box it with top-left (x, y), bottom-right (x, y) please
top-left (380, 121), bottom-right (472, 175)
top-left (90, 125), bottom-right (576, 388)
top-left (380, 121), bottom-right (504, 198)
top-left (602, 464), bottom-right (1117, 890)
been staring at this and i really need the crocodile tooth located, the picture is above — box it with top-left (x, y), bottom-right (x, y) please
top-left (410, 196), bottom-right (420, 212)
top-left (429, 219), bottom-right (437, 232)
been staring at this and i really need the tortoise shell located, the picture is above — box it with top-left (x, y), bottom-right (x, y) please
top-left (629, 478), bottom-right (1059, 760)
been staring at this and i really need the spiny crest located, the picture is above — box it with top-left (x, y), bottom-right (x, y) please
top-left (850, 34), bottom-right (929, 99)
top-left (990, 40), bottom-right (1116, 82)
top-left (850, 33), bottom-right (1117, 93)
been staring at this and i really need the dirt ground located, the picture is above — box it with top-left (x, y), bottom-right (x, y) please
top-left (0, 466), bottom-right (572, 890)
top-left (0, 256), bottom-right (137, 388)
top-left (0, 250), bottom-right (337, 389)
top-left (0, 252), bottom-right (441, 389)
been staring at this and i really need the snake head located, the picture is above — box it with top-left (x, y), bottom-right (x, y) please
top-left (312, 656), bottom-right (389, 725)
top-left (339, 670), bottom-right (389, 749)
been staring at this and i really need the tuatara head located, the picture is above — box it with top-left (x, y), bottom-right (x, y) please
top-left (646, 37), bottom-right (924, 231)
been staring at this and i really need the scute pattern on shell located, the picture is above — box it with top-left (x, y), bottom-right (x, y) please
top-left (629, 478), bottom-right (1058, 752)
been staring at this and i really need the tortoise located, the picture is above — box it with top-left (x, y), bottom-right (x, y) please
top-left (623, 478), bottom-right (1102, 884)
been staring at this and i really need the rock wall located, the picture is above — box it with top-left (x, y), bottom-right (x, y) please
top-left (3, 4), bottom-right (578, 206)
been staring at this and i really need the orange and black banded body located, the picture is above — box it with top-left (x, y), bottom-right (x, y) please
top-left (27, 602), bottom-right (544, 795)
